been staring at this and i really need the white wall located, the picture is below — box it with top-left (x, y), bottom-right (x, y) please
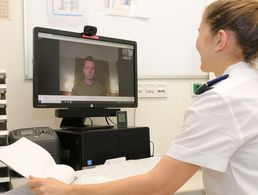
top-left (0, 0), bottom-right (207, 155)
top-left (0, 0), bottom-right (59, 129)
top-left (25, 0), bottom-right (206, 77)
top-left (135, 79), bottom-right (206, 154)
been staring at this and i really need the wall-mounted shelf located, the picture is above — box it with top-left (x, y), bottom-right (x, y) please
top-left (0, 71), bottom-right (10, 192)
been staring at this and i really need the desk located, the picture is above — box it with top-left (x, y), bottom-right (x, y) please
top-left (10, 171), bottom-right (204, 194)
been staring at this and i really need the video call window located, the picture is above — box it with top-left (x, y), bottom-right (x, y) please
top-left (59, 40), bottom-right (121, 97)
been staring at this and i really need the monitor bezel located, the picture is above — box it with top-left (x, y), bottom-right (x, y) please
top-left (33, 27), bottom-right (138, 109)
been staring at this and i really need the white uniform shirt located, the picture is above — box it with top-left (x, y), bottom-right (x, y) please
top-left (167, 62), bottom-right (258, 195)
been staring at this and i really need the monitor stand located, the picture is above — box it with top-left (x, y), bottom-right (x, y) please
top-left (60, 117), bottom-right (114, 130)
top-left (55, 108), bottom-right (120, 130)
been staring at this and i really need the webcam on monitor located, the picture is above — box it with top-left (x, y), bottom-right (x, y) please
top-left (82, 25), bottom-right (97, 36)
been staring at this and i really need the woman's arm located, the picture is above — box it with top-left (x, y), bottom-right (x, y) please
top-left (28, 156), bottom-right (200, 195)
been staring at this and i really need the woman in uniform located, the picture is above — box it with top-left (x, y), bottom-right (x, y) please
top-left (28, 0), bottom-right (258, 194)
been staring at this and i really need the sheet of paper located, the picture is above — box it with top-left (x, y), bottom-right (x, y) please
top-left (98, 0), bottom-right (149, 18)
top-left (45, 164), bottom-right (75, 184)
top-left (47, 0), bottom-right (87, 28)
top-left (52, 0), bottom-right (83, 16)
top-left (0, 138), bottom-right (56, 178)
top-left (0, 0), bottom-right (9, 20)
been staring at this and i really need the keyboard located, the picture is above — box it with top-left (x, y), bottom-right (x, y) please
top-left (74, 156), bottom-right (162, 184)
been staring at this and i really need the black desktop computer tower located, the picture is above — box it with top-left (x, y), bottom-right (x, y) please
top-left (56, 127), bottom-right (151, 170)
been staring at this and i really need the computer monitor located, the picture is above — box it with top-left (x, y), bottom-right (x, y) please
top-left (33, 27), bottom-right (138, 129)
top-left (33, 27), bottom-right (138, 109)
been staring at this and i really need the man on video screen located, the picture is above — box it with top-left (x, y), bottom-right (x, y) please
top-left (71, 56), bottom-right (106, 96)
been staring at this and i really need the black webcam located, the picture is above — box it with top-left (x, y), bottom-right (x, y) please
top-left (82, 25), bottom-right (98, 36)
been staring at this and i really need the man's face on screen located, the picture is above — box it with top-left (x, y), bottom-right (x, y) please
top-left (83, 60), bottom-right (95, 81)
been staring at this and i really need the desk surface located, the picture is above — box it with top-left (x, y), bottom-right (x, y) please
top-left (11, 171), bottom-right (204, 193)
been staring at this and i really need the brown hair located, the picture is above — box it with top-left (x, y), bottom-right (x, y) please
top-left (84, 56), bottom-right (95, 63)
top-left (204, 0), bottom-right (258, 62)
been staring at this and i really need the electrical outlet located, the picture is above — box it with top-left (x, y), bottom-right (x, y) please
top-left (192, 82), bottom-right (203, 96)
top-left (138, 84), bottom-right (145, 97)
top-left (156, 83), bottom-right (167, 97)
top-left (145, 84), bottom-right (156, 97)
top-left (138, 83), bottom-right (167, 98)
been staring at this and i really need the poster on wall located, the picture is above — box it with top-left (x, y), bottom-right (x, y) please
top-left (47, 0), bottom-right (87, 28)
top-left (0, 0), bottom-right (10, 20)
top-left (98, 0), bottom-right (150, 18)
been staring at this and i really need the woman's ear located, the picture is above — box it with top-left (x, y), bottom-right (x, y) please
top-left (214, 30), bottom-right (228, 52)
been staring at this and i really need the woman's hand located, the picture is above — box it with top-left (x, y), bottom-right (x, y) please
top-left (28, 176), bottom-right (73, 195)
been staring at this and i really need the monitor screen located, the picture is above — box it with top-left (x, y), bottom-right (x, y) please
top-left (33, 27), bottom-right (138, 108)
